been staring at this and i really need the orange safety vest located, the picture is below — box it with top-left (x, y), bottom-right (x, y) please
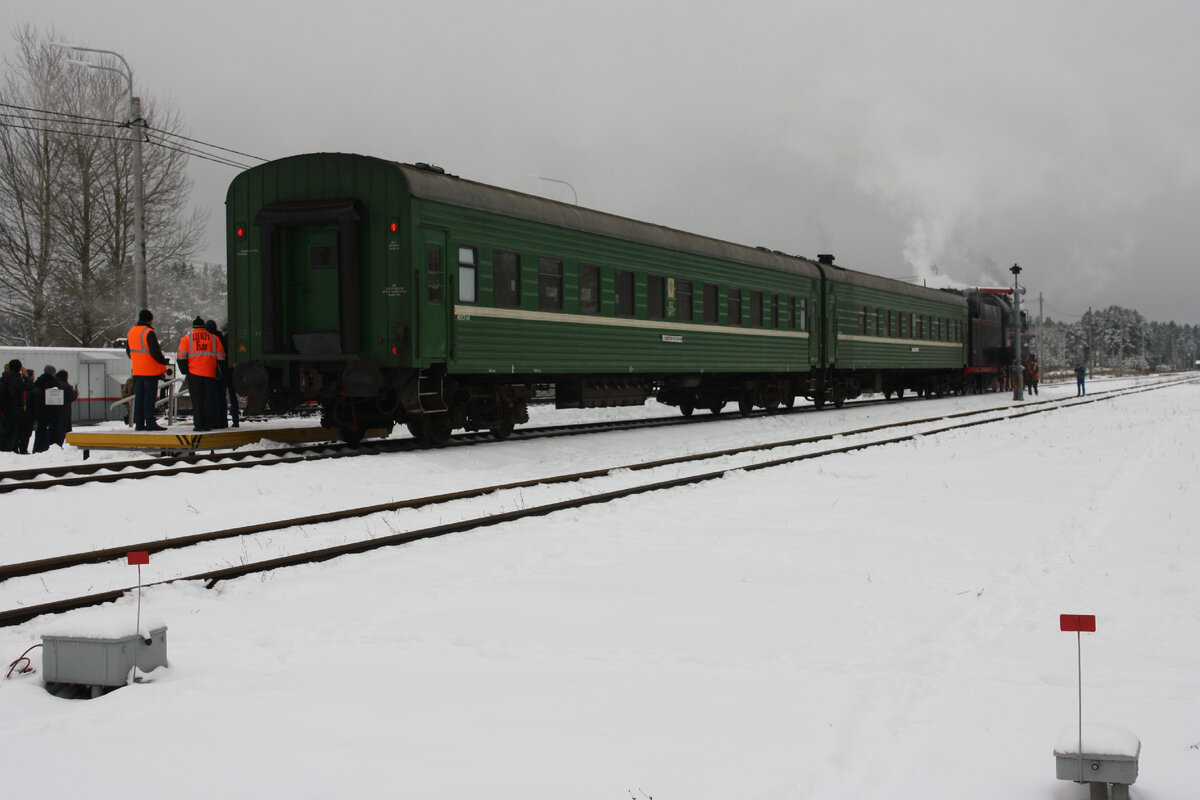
top-left (177, 327), bottom-right (226, 379)
top-left (127, 324), bottom-right (167, 378)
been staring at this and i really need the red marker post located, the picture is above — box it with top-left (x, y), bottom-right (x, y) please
top-left (128, 551), bottom-right (150, 683)
top-left (1060, 614), bottom-right (1096, 781)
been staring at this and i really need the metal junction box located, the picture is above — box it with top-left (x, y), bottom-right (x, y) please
top-left (1054, 751), bottom-right (1139, 785)
top-left (1055, 723), bottom-right (1140, 799)
top-left (42, 627), bottom-right (167, 688)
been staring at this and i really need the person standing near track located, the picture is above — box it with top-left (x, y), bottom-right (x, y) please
top-left (0, 359), bottom-right (35, 453)
top-left (52, 368), bottom-right (77, 446)
top-left (177, 316), bottom-right (226, 432)
top-left (206, 319), bottom-right (239, 428)
top-left (126, 309), bottom-right (170, 430)
top-left (32, 365), bottom-right (58, 453)
top-left (1074, 362), bottom-right (1087, 396)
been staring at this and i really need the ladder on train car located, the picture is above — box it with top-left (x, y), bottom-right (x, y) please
top-left (417, 368), bottom-right (449, 414)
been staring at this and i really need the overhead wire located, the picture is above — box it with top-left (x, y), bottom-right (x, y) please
top-left (0, 119), bottom-right (133, 144)
top-left (0, 101), bottom-right (267, 170)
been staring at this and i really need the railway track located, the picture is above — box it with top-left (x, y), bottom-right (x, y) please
top-left (1, 376), bottom-right (1192, 627)
top-left (0, 374), bottom-right (1161, 494)
top-left (0, 394), bottom-right (896, 493)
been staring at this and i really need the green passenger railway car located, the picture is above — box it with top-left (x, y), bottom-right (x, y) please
top-left (226, 153), bottom-right (967, 443)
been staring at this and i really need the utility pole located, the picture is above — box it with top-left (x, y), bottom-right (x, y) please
top-left (1038, 292), bottom-right (1044, 363)
top-left (1011, 263), bottom-right (1024, 401)
top-left (54, 43), bottom-right (147, 311)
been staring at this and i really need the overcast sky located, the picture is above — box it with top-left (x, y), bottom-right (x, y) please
top-left (7, 0), bottom-right (1199, 324)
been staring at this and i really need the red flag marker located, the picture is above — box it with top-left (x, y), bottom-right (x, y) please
top-left (127, 551), bottom-right (150, 565)
top-left (1060, 614), bottom-right (1096, 632)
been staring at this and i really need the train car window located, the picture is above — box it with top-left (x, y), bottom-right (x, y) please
top-left (647, 275), bottom-right (665, 320)
top-left (875, 308), bottom-right (882, 336)
top-left (788, 297), bottom-right (796, 330)
top-left (799, 297), bottom-right (808, 331)
top-left (933, 317), bottom-right (940, 340)
top-left (771, 294), bottom-right (780, 329)
top-left (614, 269), bottom-right (634, 317)
top-left (703, 283), bottom-right (718, 323)
top-left (887, 310), bottom-right (894, 337)
top-left (579, 263), bottom-right (600, 314)
top-left (494, 250), bottom-right (521, 308)
top-left (727, 287), bottom-right (742, 326)
top-left (750, 290), bottom-right (763, 327)
top-left (538, 257), bottom-right (563, 311)
top-left (676, 279), bottom-right (693, 322)
top-left (899, 311), bottom-right (907, 338)
top-left (458, 246), bottom-right (477, 304)
top-left (859, 306), bottom-right (867, 334)
top-left (426, 244), bottom-right (443, 302)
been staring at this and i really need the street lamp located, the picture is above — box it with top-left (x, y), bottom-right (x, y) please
top-left (1011, 263), bottom-right (1024, 401)
top-left (52, 43), bottom-right (147, 311)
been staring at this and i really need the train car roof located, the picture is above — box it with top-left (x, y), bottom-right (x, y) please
top-left (818, 264), bottom-right (968, 307)
top-left (239, 153), bottom-right (963, 307)
top-left (388, 158), bottom-right (824, 279)
top-left (391, 160), bottom-right (965, 309)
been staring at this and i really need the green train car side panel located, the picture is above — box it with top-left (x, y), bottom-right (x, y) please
top-left (410, 196), bottom-right (822, 375)
top-left (450, 308), bottom-right (811, 374)
top-left (826, 279), bottom-right (967, 370)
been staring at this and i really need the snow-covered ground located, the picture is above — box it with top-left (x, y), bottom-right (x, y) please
top-left (1, 374), bottom-right (1196, 799)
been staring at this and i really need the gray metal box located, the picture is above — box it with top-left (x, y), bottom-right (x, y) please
top-left (42, 627), bottom-right (167, 687)
top-left (1054, 752), bottom-right (1139, 785)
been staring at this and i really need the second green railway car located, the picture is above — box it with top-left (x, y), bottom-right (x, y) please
top-left (226, 153), bottom-right (967, 443)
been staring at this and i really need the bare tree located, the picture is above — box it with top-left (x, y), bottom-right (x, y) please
top-left (0, 27), bottom-right (69, 344)
top-left (0, 25), bottom-right (207, 346)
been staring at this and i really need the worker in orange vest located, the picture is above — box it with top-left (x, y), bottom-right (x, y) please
top-left (177, 316), bottom-right (227, 431)
top-left (125, 309), bottom-right (170, 431)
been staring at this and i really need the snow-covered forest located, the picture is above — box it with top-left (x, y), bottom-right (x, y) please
top-left (1036, 307), bottom-right (1199, 371)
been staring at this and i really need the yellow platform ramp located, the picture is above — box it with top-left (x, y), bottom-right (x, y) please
top-left (66, 424), bottom-right (391, 453)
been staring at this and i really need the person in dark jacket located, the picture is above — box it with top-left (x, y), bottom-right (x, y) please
top-left (125, 309), bottom-right (171, 430)
top-left (52, 369), bottom-right (77, 447)
top-left (206, 320), bottom-right (239, 428)
top-left (0, 360), bottom-right (35, 454)
top-left (1075, 363), bottom-right (1087, 396)
top-left (32, 365), bottom-right (58, 453)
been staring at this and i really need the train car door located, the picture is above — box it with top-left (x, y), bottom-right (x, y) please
top-left (282, 225), bottom-right (341, 352)
top-left (824, 286), bottom-right (838, 366)
top-left (418, 228), bottom-right (448, 362)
